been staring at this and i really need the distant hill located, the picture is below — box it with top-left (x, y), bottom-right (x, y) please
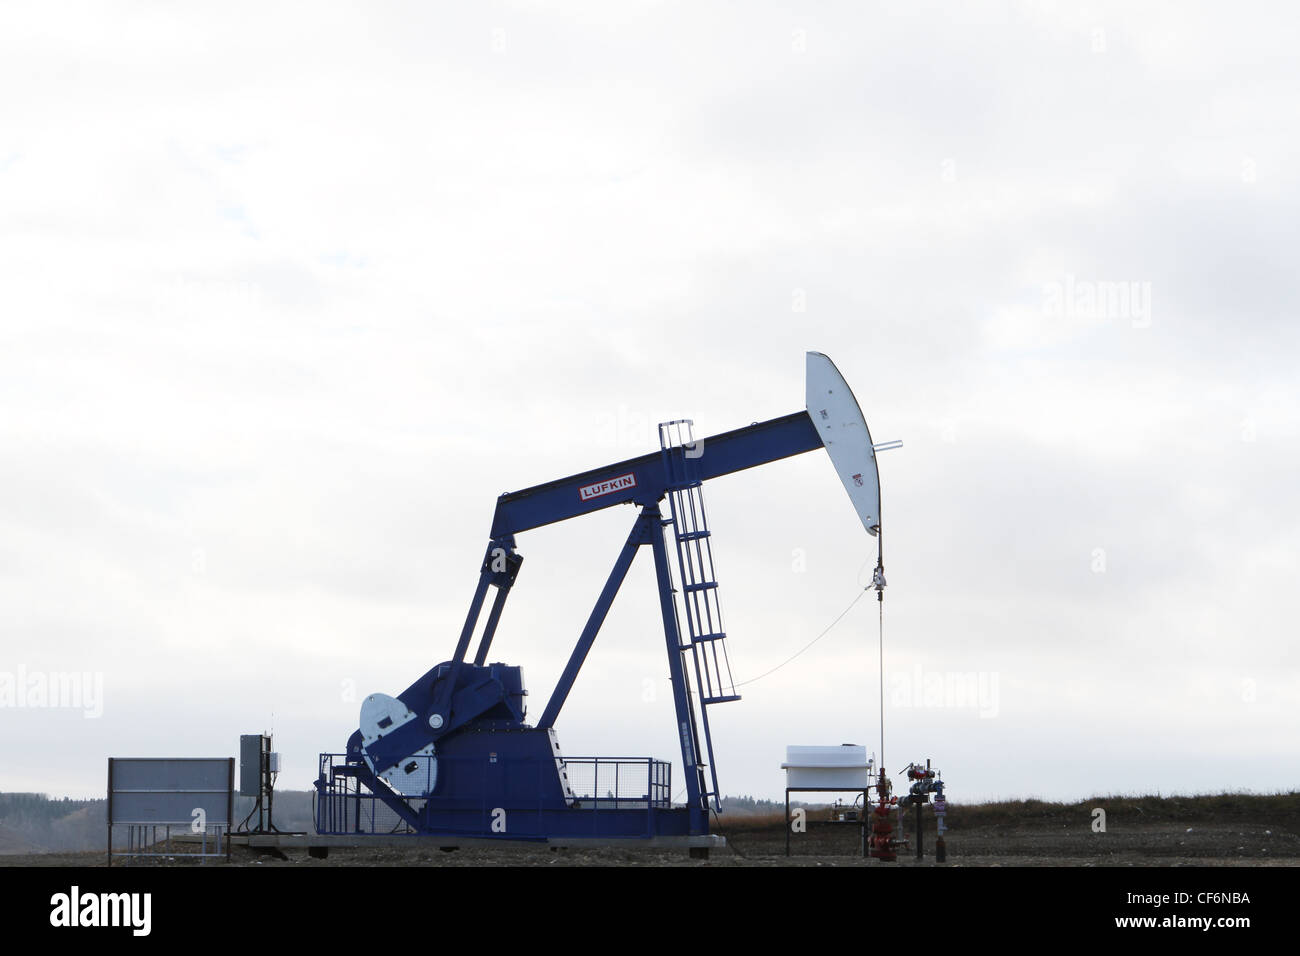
top-left (0, 790), bottom-right (315, 853)
top-left (0, 793), bottom-right (106, 853)
top-left (0, 823), bottom-right (45, 855)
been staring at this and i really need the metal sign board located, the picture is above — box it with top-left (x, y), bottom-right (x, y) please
top-left (107, 757), bottom-right (234, 826)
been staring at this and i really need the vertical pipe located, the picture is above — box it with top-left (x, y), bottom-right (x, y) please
top-left (106, 758), bottom-right (114, 867)
top-left (228, 756), bottom-right (236, 861)
top-left (862, 789), bottom-right (869, 858)
top-left (262, 743), bottom-right (273, 832)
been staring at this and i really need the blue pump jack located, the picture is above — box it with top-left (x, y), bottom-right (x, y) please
top-left (314, 352), bottom-right (891, 842)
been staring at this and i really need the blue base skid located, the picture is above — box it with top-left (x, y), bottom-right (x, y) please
top-left (324, 657), bottom-right (710, 840)
top-left (316, 802), bottom-right (695, 840)
top-left (315, 749), bottom-right (699, 840)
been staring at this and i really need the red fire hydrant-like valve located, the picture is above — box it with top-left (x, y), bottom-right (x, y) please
top-left (907, 764), bottom-right (936, 785)
top-left (868, 768), bottom-right (905, 862)
top-left (869, 801), bottom-right (898, 861)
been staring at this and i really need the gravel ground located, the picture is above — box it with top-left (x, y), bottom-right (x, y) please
top-left (5, 820), bottom-right (1297, 867)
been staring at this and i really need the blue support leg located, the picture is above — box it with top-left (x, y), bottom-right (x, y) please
top-left (537, 512), bottom-right (651, 729)
top-left (648, 505), bottom-right (708, 835)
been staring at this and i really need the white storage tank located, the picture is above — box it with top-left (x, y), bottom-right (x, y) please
top-left (781, 744), bottom-right (872, 789)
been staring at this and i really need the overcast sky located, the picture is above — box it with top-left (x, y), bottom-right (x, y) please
top-left (2, 1), bottom-right (1297, 805)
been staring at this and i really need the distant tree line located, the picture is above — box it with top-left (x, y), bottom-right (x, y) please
top-left (2, 790), bottom-right (824, 853)
top-left (720, 794), bottom-right (829, 814)
top-left (0, 793), bottom-right (106, 852)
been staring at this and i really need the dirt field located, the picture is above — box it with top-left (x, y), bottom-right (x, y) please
top-left (6, 794), bottom-right (1297, 867)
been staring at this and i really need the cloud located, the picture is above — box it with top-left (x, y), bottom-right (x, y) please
top-left (0, 1), bottom-right (1295, 802)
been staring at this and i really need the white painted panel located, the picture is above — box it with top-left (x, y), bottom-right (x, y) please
top-left (781, 744), bottom-right (872, 789)
top-left (785, 744), bottom-right (868, 768)
top-left (359, 693), bottom-right (416, 747)
top-left (359, 692), bottom-right (439, 794)
top-left (805, 351), bottom-right (880, 535)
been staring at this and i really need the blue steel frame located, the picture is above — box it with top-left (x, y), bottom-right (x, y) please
top-left (315, 753), bottom-right (673, 837)
top-left (321, 410), bottom-right (824, 840)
